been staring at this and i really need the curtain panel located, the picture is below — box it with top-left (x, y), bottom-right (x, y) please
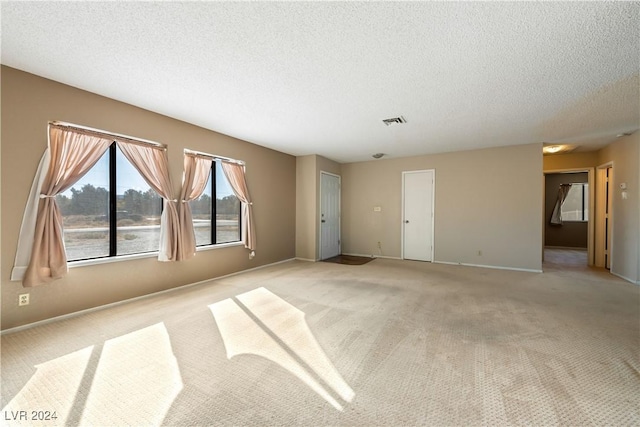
top-left (11, 150), bottom-right (51, 281)
top-left (221, 161), bottom-right (256, 251)
top-left (16, 123), bottom-right (181, 287)
top-left (177, 154), bottom-right (212, 259)
top-left (116, 142), bottom-right (179, 261)
top-left (22, 127), bottom-right (114, 287)
top-left (550, 183), bottom-right (572, 225)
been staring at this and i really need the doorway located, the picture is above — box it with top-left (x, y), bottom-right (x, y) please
top-left (320, 172), bottom-right (340, 260)
top-left (402, 170), bottom-right (435, 261)
top-left (543, 168), bottom-right (594, 268)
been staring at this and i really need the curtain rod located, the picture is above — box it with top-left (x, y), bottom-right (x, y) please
top-left (49, 121), bottom-right (167, 150)
top-left (184, 149), bottom-right (245, 166)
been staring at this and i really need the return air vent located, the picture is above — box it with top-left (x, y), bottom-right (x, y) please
top-left (382, 116), bottom-right (406, 126)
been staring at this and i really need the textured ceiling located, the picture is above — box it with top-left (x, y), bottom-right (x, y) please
top-left (2, 2), bottom-right (639, 163)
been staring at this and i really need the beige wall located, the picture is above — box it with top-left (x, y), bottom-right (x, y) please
top-left (341, 143), bottom-right (543, 271)
top-left (543, 152), bottom-right (598, 171)
top-left (1, 66), bottom-right (296, 330)
top-left (597, 133), bottom-right (640, 284)
top-left (295, 154), bottom-right (341, 260)
top-left (295, 155), bottom-right (316, 260)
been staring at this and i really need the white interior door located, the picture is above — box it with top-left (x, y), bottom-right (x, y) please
top-left (320, 172), bottom-right (340, 260)
top-left (403, 170), bottom-right (434, 261)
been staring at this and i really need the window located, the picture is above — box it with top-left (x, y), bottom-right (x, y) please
top-left (56, 144), bottom-right (162, 261)
top-left (561, 183), bottom-right (589, 221)
top-left (190, 160), bottom-right (241, 246)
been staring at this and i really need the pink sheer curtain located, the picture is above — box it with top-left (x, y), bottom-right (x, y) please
top-left (178, 154), bottom-right (212, 259)
top-left (116, 142), bottom-right (179, 261)
top-left (23, 126), bottom-right (113, 287)
top-left (221, 161), bottom-right (256, 251)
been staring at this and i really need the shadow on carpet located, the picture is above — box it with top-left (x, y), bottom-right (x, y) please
top-left (322, 255), bottom-right (374, 265)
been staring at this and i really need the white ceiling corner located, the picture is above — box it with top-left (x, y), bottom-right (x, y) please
top-left (1, 1), bottom-right (638, 163)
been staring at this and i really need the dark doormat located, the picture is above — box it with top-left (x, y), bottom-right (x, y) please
top-left (322, 254), bottom-right (374, 265)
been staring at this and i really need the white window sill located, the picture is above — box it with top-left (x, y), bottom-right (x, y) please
top-left (67, 241), bottom-right (244, 269)
top-left (68, 252), bottom-right (159, 269)
top-left (196, 241), bottom-right (244, 252)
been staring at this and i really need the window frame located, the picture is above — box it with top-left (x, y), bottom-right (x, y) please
top-left (194, 159), bottom-right (243, 248)
top-left (561, 182), bottom-right (589, 222)
top-left (60, 143), bottom-right (164, 263)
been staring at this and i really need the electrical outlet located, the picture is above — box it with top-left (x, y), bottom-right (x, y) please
top-left (377, 241), bottom-right (382, 249)
top-left (18, 293), bottom-right (29, 306)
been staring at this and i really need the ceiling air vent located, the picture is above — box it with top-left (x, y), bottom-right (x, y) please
top-left (382, 116), bottom-right (406, 126)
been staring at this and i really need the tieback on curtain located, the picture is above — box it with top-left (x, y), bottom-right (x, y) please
top-left (39, 194), bottom-right (56, 198)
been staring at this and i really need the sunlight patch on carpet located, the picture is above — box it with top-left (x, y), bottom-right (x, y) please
top-left (210, 287), bottom-right (354, 411)
top-left (2, 346), bottom-right (94, 426)
top-left (79, 323), bottom-right (183, 426)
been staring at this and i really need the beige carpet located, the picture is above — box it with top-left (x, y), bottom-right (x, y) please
top-left (544, 248), bottom-right (589, 267)
top-left (1, 258), bottom-right (638, 426)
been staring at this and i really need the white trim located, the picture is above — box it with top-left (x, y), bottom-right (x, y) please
top-left (1, 258), bottom-right (296, 335)
top-left (434, 260), bottom-right (543, 273)
top-left (295, 257), bottom-right (317, 262)
top-left (319, 171), bottom-right (341, 260)
top-left (64, 241), bottom-right (245, 269)
top-left (611, 271), bottom-right (640, 286)
top-left (401, 169), bottom-right (435, 262)
top-left (195, 241), bottom-right (245, 252)
top-left (68, 251), bottom-right (159, 268)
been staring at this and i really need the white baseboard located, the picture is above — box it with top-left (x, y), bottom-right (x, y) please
top-left (434, 260), bottom-right (543, 273)
top-left (295, 257), bottom-right (316, 262)
top-left (611, 271), bottom-right (640, 286)
top-left (1, 257), bottom-right (297, 336)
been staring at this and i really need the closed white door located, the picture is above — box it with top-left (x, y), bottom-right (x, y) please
top-left (320, 172), bottom-right (340, 259)
top-left (403, 170), bottom-right (434, 261)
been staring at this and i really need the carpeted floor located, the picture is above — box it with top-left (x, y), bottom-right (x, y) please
top-left (544, 248), bottom-right (589, 267)
top-left (1, 258), bottom-right (638, 426)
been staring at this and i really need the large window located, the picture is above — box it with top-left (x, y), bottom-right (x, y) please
top-left (56, 144), bottom-right (162, 261)
top-left (561, 183), bottom-right (589, 221)
top-left (189, 160), bottom-right (241, 246)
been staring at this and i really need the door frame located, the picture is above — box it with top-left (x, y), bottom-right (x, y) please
top-left (319, 171), bottom-right (341, 260)
top-left (595, 162), bottom-right (614, 269)
top-left (543, 168), bottom-right (595, 266)
top-left (401, 169), bottom-right (435, 261)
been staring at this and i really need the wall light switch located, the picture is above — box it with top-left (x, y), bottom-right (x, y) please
top-left (373, 206), bottom-right (382, 212)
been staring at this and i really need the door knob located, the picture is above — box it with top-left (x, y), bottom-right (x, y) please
top-left (404, 220), bottom-right (409, 223)
top-left (321, 220), bottom-right (326, 223)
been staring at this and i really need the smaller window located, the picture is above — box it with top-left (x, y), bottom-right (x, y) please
top-left (190, 160), bottom-right (241, 246)
top-left (561, 183), bottom-right (588, 221)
